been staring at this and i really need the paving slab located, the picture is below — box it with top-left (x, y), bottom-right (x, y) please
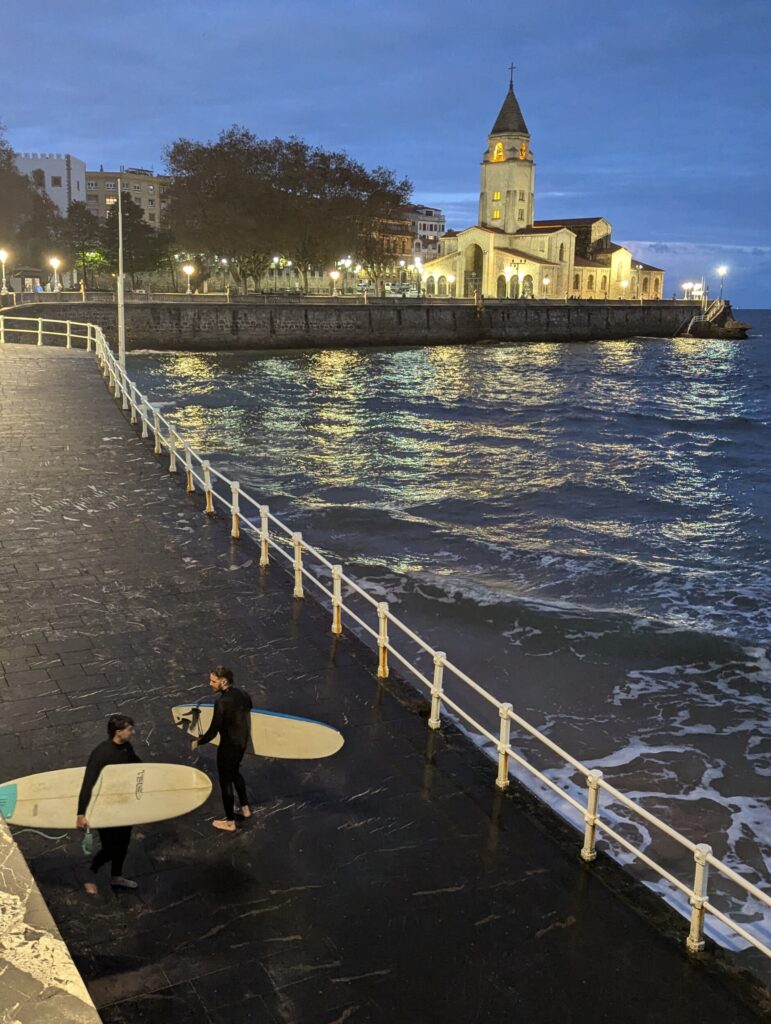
top-left (0, 344), bottom-right (768, 1023)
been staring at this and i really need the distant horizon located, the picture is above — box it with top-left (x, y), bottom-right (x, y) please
top-left (3, 0), bottom-right (768, 306)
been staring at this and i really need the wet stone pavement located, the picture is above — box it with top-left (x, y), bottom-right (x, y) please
top-left (0, 344), bottom-right (768, 1023)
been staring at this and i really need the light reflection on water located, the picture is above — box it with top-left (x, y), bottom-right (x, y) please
top-left (130, 319), bottom-right (771, 934)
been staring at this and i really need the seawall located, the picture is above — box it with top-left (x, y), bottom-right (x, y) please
top-left (4, 299), bottom-right (701, 350)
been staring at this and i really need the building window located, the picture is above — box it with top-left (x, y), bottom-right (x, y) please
top-left (492, 209), bottom-right (501, 220)
top-left (133, 184), bottom-right (141, 192)
top-left (517, 209), bottom-right (524, 221)
top-left (51, 175), bottom-right (62, 187)
top-left (642, 276), bottom-right (650, 294)
top-left (31, 169), bottom-right (45, 188)
top-left (559, 243), bottom-right (565, 262)
top-left (105, 197), bottom-right (117, 205)
top-left (601, 275), bottom-right (607, 292)
top-left (518, 190), bottom-right (525, 201)
top-left (105, 181), bottom-right (116, 191)
top-left (148, 199), bottom-right (155, 208)
top-left (587, 274), bottom-right (595, 291)
top-left (121, 182), bottom-right (129, 190)
top-left (492, 142), bottom-right (505, 162)
top-left (492, 191), bottom-right (501, 201)
top-left (148, 212), bottom-right (156, 222)
top-left (161, 200), bottom-right (167, 209)
top-left (87, 181), bottom-right (97, 190)
top-left (573, 274), bottom-right (580, 290)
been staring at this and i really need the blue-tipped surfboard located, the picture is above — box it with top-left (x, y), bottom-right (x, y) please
top-left (171, 704), bottom-right (344, 760)
top-left (0, 764), bottom-right (212, 829)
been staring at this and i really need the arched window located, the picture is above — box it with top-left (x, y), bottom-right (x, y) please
top-left (653, 278), bottom-right (660, 296)
top-left (601, 275), bottom-right (607, 293)
top-left (497, 275), bottom-right (507, 299)
top-left (587, 274), bottom-right (595, 291)
top-left (642, 277), bottom-right (650, 295)
top-left (573, 274), bottom-right (580, 291)
top-left (437, 276), bottom-right (447, 296)
top-left (522, 275), bottom-right (534, 298)
top-left (492, 142), bottom-right (505, 162)
top-left (426, 276), bottom-right (435, 295)
top-left (558, 243), bottom-right (565, 262)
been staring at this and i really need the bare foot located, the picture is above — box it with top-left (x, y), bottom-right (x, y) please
top-left (111, 876), bottom-right (138, 889)
top-left (236, 805), bottom-right (252, 819)
top-left (83, 882), bottom-right (98, 896)
top-left (212, 819), bottom-right (237, 832)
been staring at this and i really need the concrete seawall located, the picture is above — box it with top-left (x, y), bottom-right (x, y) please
top-left (5, 299), bottom-right (700, 350)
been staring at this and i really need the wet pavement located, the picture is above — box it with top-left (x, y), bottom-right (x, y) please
top-left (0, 344), bottom-right (768, 1023)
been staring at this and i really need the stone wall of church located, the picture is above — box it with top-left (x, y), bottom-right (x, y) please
top-left (6, 300), bottom-right (700, 350)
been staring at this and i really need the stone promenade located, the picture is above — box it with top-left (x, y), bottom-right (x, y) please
top-left (0, 344), bottom-right (767, 1023)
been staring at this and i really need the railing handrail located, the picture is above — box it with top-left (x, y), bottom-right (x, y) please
top-left (2, 312), bottom-right (769, 961)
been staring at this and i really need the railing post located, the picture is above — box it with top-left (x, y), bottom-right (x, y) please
top-left (230, 482), bottom-right (241, 539)
top-left (259, 505), bottom-right (270, 566)
top-left (686, 844), bottom-right (712, 953)
top-left (377, 602), bottom-right (389, 679)
top-left (141, 401), bottom-right (149, 439)
top-left (121, 372), bottom-right (129, 410)
top-left (0, 316), bottom-right (4, 344)
top-left (292, 532), bottom-right (304, 598)
top-left (184, 446), bottom-right (195, 492)
top-left (168, 430), bottom-right (178, 473)
top-left (152, 409), bottom-right (162, 455)
top-left (496, 703), bottom-right (513, 789)
top-left (86, 324), bottom-right (92, 352)
top-left (203, 460), bottom-right (215, 514)
top-left (129, 384), bottom-right (138, 425)
top-left (331, 565), bottom-right (343, 635)
top-left (428, 651), bottom-right (445, 730)
top-left (580, 769), bottom-right (604, 862)
top-left (66, 321), bottom-right (72, 349)
top-left (37, 319), bottom-right (43, 346)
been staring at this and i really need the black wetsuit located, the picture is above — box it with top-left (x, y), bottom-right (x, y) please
top-left (77, 738), bottom-right (141, 877)
top-left (196, 687), bottom-right (253, 820)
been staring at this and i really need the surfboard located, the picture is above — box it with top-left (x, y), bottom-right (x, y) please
top-left (0, 763), bottom-right (212, 829)
top-left (171, 703), bottom-right (345, 760)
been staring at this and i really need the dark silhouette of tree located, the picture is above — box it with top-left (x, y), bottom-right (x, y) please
top-left (102, 197), bottom-right (170, 289)
top-left (57, 202), bottom-right (105, 288)
top-left (0, 125), bottom-right (60, 272)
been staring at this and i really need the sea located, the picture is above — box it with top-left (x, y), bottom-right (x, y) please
top-left (128, 310), bottom-right (770, 949)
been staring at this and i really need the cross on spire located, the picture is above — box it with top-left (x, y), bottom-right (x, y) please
top-left (508, 63), bottom-right (516, 89)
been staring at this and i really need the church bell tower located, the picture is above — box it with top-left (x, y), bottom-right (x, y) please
top-left (479, 71), bottom-right (536, 233)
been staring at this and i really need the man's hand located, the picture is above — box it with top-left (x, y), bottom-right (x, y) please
top-left (76, 815), bottom-right (89, 830)
top-left (191, 739), bottom-right (198, 750)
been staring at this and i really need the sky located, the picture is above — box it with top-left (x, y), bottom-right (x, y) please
top-left (3, 0), bottom-right (770, 306)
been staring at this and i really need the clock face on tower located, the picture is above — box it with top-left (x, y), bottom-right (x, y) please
top-left (492, 142), bottom-right (505, 162)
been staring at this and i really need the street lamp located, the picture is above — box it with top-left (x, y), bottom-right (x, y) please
top-left (447, 273), bottom-right (456, 298)
top-left (49, 257), bottom-right (61, 292)
top-left (182, 264), bottom-right (194, 295)
top-left (682, 281), bottom-right (693, 300)
top-left (542, 275), bottom-right (550, 298)
top-left (716, 265), bottom-right (728, 300)
top-left (0, 248), bottom-right (8, 295)
top-left (620, 279), bottom-right (629, 299)
top-left (272, 255), bottom-right (280, 293)
top-left (329, 269), bottom-right (340, 296)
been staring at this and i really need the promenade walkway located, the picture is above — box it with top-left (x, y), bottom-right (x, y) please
top-left (0, 344), bottom-right (767, 1023)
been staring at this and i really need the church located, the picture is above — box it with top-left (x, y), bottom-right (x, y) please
top-left (421, 77), bottom-right (664, 302)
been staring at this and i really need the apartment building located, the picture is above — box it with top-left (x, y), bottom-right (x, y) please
top-left (401, 204), bottom-right (446, 260)
top-left (85, 168), bottom-right (169, 228)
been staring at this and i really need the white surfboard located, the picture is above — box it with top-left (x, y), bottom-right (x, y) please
top-left (0, 763), bottom-right (212, 829)
top-left (171, 703), bottom-right (344, 760)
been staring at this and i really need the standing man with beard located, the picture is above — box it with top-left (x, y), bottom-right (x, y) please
top-left (192, 666), bottom-right (253, 832)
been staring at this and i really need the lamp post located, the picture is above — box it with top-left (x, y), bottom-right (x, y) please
top-left (0, 248), bottom-right (8, 295)
top-left (182, 264), bottom-right (194, 295)
top-left (329, 269), bottom-right (340, 296)
top-left (447, 273), bottom-right (456, 298)
top-left (542, 275), bottom-right (550, 298)
top-left (415, 256), bottom-right (423, 297)
top-left (49, 257), bottom-right (61, 292)
top-left (620, 279), bottom-right (629, 300)
top-left (272, 255), bottom-right (280, 293)
top-left (716, 265), bottom-right (728, 300)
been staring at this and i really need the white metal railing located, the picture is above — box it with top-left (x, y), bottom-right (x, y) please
top-left (2, 313), bottom-right (769, 961)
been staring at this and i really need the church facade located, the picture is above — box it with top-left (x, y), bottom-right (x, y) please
top-left (421, 81), bottom-right (664, 302)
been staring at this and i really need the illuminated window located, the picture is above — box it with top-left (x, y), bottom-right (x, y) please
top-left (492, 209), bottom-right (501, 220)
top-left (105, 197), bottom-right (117, 205)
top-left (492, 142), bottom-right (505, 162)
top-left (492, 191), bottom-right (501, 201)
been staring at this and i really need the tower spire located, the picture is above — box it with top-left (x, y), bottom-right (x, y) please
top-left (508, 63), bottom-right (515, 90)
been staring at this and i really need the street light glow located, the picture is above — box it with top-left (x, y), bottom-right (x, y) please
top-left (182, 263), bottom-right (194, 295)
top-left (716, 265), bottom-right (728, 277)
top-left (0, 248), bottom-right (8, 296)
top-left (49, 257), bottom-right (61, 270)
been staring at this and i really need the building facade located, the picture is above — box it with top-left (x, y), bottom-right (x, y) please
top-left (14, 152), bottom-right (87, 215)
top-left (401, 204), bottom-right (446, 261)
top-left (421, 81), bottom-right (664, 300)
top-left (85, 168), bottom-right (169, 228)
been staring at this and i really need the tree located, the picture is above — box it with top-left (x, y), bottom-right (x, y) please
top-left (57, 202), bottom-right (105, 288)
top-left (102, 197), bottom-right (171, 288)
top-left (0, 124), bottom-right (60, 271)
top-left (165, 127), bottom-right (411, 293)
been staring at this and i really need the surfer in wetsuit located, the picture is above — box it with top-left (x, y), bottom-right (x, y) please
top-left (76, 714), bottom-right (140, 895)
top-left (192, 666), bottom-right (253, 832)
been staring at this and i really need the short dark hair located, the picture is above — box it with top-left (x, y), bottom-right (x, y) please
top-left (107, 714), bottom-right (135, 738)
top-left (211, 665), bottom-right (234, 686)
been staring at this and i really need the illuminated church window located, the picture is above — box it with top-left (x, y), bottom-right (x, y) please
top-left (492, 142), bottom-right (505, 162)
top-left (492, 209), bottom-right (501, 220)
top-left (493, 191), bottom-right (501, 201)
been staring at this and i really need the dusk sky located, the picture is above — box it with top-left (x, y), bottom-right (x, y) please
top-left (4, 0), bottom-right (769, 305)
